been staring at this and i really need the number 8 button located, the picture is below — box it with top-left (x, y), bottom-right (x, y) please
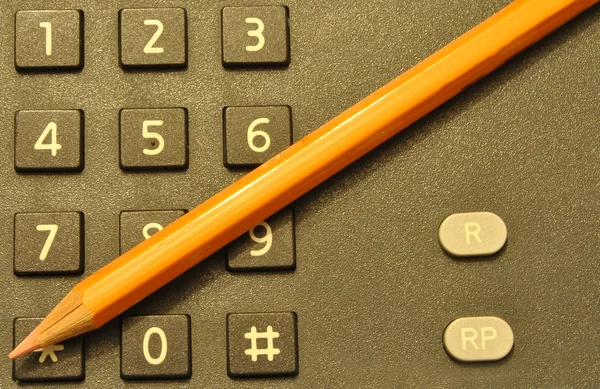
top-left (223, 106), bottom-right (292, 168)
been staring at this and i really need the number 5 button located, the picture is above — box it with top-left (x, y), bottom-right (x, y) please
top-left (222, 6), bottom-right (290, 66)
top-left (224, 106), bottom-right (292, 168)
top-left (14, 110), bottom-right (84, 172)
top-left (120, 108), bottom-right (188, 170)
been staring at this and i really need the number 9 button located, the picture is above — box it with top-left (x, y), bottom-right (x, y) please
top-left (227, 208), bottom-right (295, 271)
top-left (223, 106), bottom-right (292, 168)
top-left (14, 110), bottom-right (84, 172)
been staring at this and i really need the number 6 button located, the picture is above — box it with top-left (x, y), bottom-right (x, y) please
top-left (121, 315), bottom-right (191, 380)
top-left (224, 106), bottom-right (292, 168)
top-left (14, 110), bottom-right (84, 172)
top-left (222, 6), bottom-right (290, 66)
top-left (119, 8), bottom-right (187, 69)
top-left (120, 108), bottom-right (188, 170)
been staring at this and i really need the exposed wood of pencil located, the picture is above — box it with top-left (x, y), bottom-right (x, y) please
top-left (11, 0), bottom-right (598, 358)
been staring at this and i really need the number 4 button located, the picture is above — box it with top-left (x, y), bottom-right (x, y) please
top-left (223, 106), bottom-right (292, 168)
top-left (14, 110), bottom-right (84, 172)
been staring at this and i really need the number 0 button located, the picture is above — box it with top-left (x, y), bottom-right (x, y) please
top-left (119, 8), bottom-right (187, 69)
top-left (222, 6), bottom-right (290, 66)
top-left (15, 110), bottom-right (84, 172)
top-left (224, 106), bottom-right (292, 168)
top-left (15, 10), bottom-right (83, 71)
top-left (120, 108), bottom-right (188, 170)
top-left (121, 315), bottom-right (191, 380)
top-left (14, 212), bottom-right (84, 275)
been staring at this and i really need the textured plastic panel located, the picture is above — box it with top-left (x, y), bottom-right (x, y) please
top-left (1, 0), bottom-right (599, 387)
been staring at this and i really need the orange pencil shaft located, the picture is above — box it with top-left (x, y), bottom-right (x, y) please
top-left (75, 0), bottom-right (598, 327)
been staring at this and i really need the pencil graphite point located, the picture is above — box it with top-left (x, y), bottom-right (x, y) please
top-left (9, 329), bottom-right (40, 359)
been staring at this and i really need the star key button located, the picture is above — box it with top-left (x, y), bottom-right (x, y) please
top-left (13, 318), bottom-right (84, 382)
top-left (227, 312), bottom-right (298, 378)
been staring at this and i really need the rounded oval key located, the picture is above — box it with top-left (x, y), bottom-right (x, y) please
top-left (443, 316), bottom-right (514, 362)
top-left (438, 212), bottom-right (507, 257)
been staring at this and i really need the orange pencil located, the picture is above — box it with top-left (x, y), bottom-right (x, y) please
top-left (10, 0), bottom-right (599, 358)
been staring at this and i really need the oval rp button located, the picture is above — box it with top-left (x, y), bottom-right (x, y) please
top-left (443, 316), bottom-right (514, 362)
top-left (438, 212), bottom-right (507, 257)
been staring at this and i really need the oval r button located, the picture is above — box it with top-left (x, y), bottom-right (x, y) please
top-left (438, 212), bottom-right (507, 257)
top-left (443, 316), bottom-right (514, 362)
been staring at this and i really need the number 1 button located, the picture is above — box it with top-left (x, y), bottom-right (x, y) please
top-left (222, 6), bottom-right (290, 66)
top-left (119, 8), bottom-right (187, 69)
top-left (14, 110), bottom-right (84, 172)
top-left (15, 10), bottom-right (83, 71)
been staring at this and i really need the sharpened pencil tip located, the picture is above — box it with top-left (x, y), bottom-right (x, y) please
top-left (9, 329), bottom-right (40, 359)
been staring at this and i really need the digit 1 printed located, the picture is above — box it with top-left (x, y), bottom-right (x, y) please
top-left (245, 18), bottom-right (265, 52)
top-left (143, 327), bottom-right (168, 365)
top-left (39, 22), bottom-right (52, 56)
top-left (250, 221), bottom-right (273, 256)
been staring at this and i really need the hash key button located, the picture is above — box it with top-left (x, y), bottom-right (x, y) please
top-left (13, 317), bottom-right (84, 382)
top-left (15, 110), bottom-right (84, 172)
top-left (121, 315), bottom-right (191, 380)
top-left (227, 312), bottom-right (298, 378)
top-left (15, 10), bottom-right (84, 71)
top-left (14, 212), bottom-right (84, 275)
top-left (119, 8), bottom-right (188, 69)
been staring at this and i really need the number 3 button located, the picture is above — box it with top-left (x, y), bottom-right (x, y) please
top-left (14, 110), bottom-right (84, 172)
top-left (224, 106), bottom-right (292, 168)
top-left (120, 108), bottom-right (188, 170)
top-left (222, 6), bottom-right (290, 66)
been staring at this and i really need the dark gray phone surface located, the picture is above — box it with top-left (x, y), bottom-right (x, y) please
top-left (1, 0), bottom-right (599, 387)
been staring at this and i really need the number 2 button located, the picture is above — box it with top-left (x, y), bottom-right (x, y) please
top-left (119, 8), bottom-right (187, 69)
top-left (120, 108), bottom-right (188, 170)
top-left (224, 106), bottom-right (292, 168)
top-left (222, 6), bottom-right (290, 66)
top-left (14, 110), bottom-right (84, 172)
